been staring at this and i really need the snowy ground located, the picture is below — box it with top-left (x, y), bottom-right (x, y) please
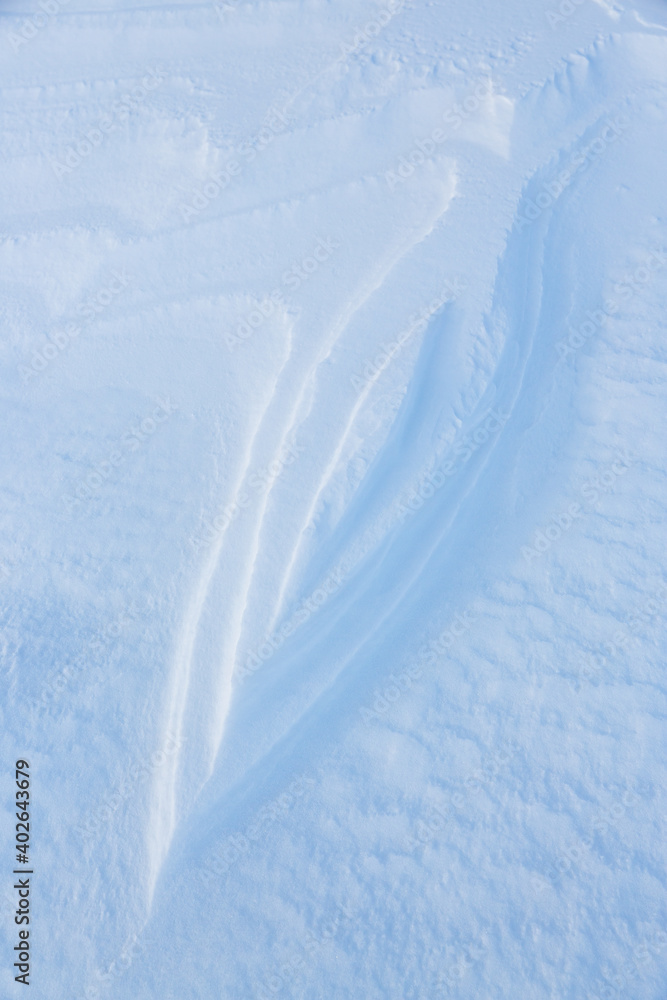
top-left (1, 0), bottom-right (667, 996)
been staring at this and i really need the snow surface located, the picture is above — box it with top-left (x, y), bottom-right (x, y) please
top-left (1, 0), bottom-right (667, 997)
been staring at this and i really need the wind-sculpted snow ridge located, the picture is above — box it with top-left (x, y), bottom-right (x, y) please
top-left (1, 1), bottom-right (667, 998)
top-left (145, 161), bottom-right (460, 895)
top-left (145, 27), bottom-right (667, 1000)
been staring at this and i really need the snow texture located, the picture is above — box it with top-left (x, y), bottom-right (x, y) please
top-left (1, 0), bottom-right (666, 997)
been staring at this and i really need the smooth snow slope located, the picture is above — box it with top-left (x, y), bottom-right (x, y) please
top-left (1, 0), bottom-right (666, 997)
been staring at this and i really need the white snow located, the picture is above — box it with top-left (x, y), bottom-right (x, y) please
top-left (1, 0), bottom-right (666, 997)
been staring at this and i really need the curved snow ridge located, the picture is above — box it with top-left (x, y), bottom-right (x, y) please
top-left (179, 184), bottom-right (456, 666)
top-left (212, 190), bottom-right (455, 665)
top-left (256, 172), bottom-right (459, 635)
top-left (446, 84), bottom-right (514, 160)
top-left (514, 28), bottom-right (659, 167)
top-left (186, 112), bottom-right (592, 811)
top-left (248, 99), bottom-right (632, 634)
top-left (282, 79), bottom-right (516, 176)
top-left (147, 165), bottom-right (458, 898)
top-left (162, 128), bottom-right (457, 241)
top-left (260, 299), bottom-right (460, 637)
top-left (146, 315), bottom-right (295, 901)
top-left (206, 401), bottom-right (523, 802)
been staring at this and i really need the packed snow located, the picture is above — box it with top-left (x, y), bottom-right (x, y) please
top-left (1, 0), bottom-right (666, 997)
